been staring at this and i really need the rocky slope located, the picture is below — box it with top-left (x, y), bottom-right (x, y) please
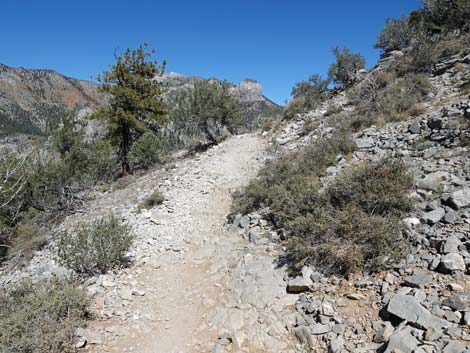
top-left (229, 51), bottom-right (470, 353)
top-left (0, 65), bottom-right (279, 136)
top-left (0, 64), bottom-right (105, 135)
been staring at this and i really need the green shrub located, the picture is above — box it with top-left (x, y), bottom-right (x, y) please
top-left (169, 80), bottom-right (242, 147)
top-left (128, 131), bottom-right (163, 170)
top-left (0, 278), bottom-right (89, 353)
top-left (55, 215), bottom-right (133, 276)
top-left (288, 74), bottom-right (330, 116)
top-left (375, 15), bottom-right (413, 52)
top-left (328, 46), bottom-right (366, 89)
top-left (139, 190), bottom-right (165, 210)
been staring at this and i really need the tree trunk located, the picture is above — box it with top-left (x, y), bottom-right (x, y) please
top-left (120, 121), bottom-right (131, 175)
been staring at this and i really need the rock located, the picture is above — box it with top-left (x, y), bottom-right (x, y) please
top-left (443, 341), bottom-right (467, 353)
top-left (239, 216), bottom-right (250, 229)
top-left (373, 321), bottom-right (394, 343)
top-left (425, 326), bottom-right (442, 341)
top-left (427, 114), bottom-right (446, 129)
top-left (447, 188), bottom-right (470, 209)
top-left (403, 217), bottom-right (420, 227)
top-left (422, 207), bottom-right (445, 224)
top-left (384, 326), bottom-right (419, 353)
top-left (293, 326), bottom-right (313, 346)
top-left (287, 267), bottom-right (313, 293)
top-left (119, 288), bottom-right (133, 301)
top-left (440, 253), bottom-right (466, 273)
top-left (75, 328), bottom-right (103, 345)
top-left (248, 227), bottom-right (259, 243)
top-left (404, 270), bottom-right (432, 288)
top-left (444, 209), bottom-right (459, 224)
top-left (416, 173), bottom-right (443, 192)
top-left (409, 119), bottom-right (421, 134)
top-left (310, 323), bottom-right (331, 335)
top-left (441, 235), bottom-right (461, 254)
top-left (442, 292), bottom-right (470, 311)
top-left (329, 336), bottom-right (344, 353)
top-left (356, 137), bottom-right (375, 149)
top-left (463, 312), bottom-right (470, 326)
top-left (386, 295), bottom-right (451, 330)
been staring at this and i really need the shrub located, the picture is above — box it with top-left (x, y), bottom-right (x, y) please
top-left (328, 46), bottom-right (366, 89)
top-left (375, 15), bottom-right (413, 52)
top-left (232, 132), bottom-right (357, 226)
top-left (128, 131), bottom-right (163, 170)
top-left (286, 157), bottom-right (414, 275)
top-left (139, 190), bottom-right (165, 210)
top-left (6, 223), bottom-right (48, 264)
top-left (287, 205), bottom-right (406, 275)
top-left (234, 135), bottom-right (414, 275)
top-left (283, 96), bottom-right (309, 120)
top-left (289, 74), bottom-right (330, 114)
top-left (0, 278), bottom-right (89, 353)
top-left (415, 0), bottom-right (470, 34)
top-left (169, 80), bottom-right (242, 147)
top-left (350, 71), bottom-right (431, 128)
top-left (325, 157), bottom-right (415, 216)
top-left (55, 215), bottom-right (133, 276)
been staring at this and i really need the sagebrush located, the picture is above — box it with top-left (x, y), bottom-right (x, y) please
top-left (55, 215), bottom-right (133, 276)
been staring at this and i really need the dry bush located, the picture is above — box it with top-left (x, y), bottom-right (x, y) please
top-left (232, 132), bottom-right (356, 227)
top-left (350, 71), bottom-right (431, 129)
top-left (0, 278), bottom-right (89, 353)
top-left (139, 190), bottom-right (165, 210)
top-left (285, 157), bottom-right (414, 275)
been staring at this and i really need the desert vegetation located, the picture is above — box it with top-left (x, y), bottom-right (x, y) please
top-left (0, 278), bottom-right (89, 353)
top-left (233, 132), bottom-right (415, 275)
top-left (55, 215), bottom-right (133, 276)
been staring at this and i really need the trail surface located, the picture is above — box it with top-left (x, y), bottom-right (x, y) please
top-left (76, 134), bottom-right (296, 353)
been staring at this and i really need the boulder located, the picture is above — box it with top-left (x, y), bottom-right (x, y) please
top-left (384, 326), bottom-right (419, 353)
top-left (447, 188), bottom-right (470, 209)
top-left (442, 292), bottom-right (470, 311)
top-left (422, 207), bottom-right (445, 225)
top-left (386, 295), bottom-right (451, 330)
top-left (373, 321), bottom-right (394, 343)
top-left (287, 266), bottom-right (313, 293)
top-left (404, 270), bottom-right (432, 288)
top-left (440, 253), bottom-right (466, 273)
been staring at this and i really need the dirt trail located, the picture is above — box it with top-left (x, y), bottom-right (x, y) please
top-left (80, 134), bottom-right (277, 353)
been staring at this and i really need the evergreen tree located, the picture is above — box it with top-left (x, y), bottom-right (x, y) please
top-left (328, 46), bottom-right (365, 89)
top-left (93, 43), bottom-right (167, 174)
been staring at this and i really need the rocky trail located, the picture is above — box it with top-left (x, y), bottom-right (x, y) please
top-left (60, 134), bottom-right (297, 353)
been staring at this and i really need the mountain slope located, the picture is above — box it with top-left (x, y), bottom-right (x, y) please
top-left (0, 65), bottom-right (280, 136)
top-left (0, 64), bottom-right (105, 135)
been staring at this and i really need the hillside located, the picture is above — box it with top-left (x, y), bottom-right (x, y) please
top-left (1, 2), bottom-right (470, 353)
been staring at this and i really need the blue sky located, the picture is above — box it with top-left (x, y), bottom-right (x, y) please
top-left (1, 0), bottom-right (421, 105)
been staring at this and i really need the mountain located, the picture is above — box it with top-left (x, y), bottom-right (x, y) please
top-left (0, 64), bottom-right (105, 136)
top-left (0, 65), bottom-right (279, 136)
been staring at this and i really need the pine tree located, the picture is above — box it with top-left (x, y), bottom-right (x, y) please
top-left (94, 43), bottom-right (167, 174)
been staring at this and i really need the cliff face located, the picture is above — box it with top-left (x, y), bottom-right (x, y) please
top-left (0, 64), bottom-right (105, 135)
top-left (0, 66), bottom-right (279, 136)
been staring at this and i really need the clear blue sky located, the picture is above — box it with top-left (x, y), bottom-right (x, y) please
top-left (1, 0), bottom-right (421, 105)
